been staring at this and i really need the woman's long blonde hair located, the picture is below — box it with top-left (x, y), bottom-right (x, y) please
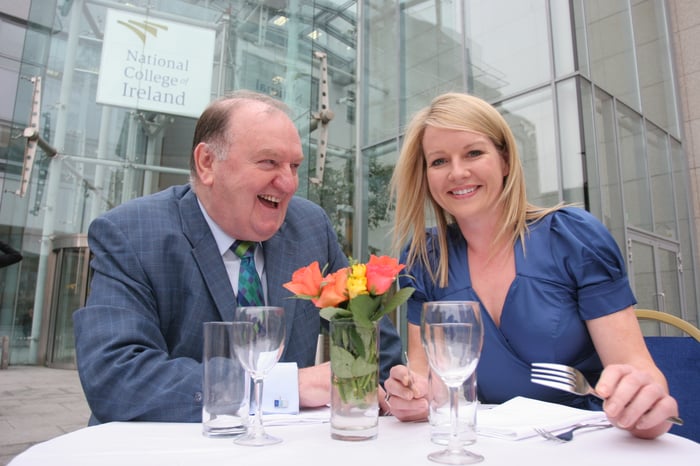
top-left (390, 92), bottom-right (563, 287)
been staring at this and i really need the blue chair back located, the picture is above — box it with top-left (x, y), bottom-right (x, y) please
top-left (644, 336), bottom-right (700, 443)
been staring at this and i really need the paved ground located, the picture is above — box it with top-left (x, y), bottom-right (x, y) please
top-left (0, 366), bottom-right (90, 465)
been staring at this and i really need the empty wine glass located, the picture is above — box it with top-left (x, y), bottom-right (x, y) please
top-left (421, 301), bottom-right (484, 464)
top-left (231, 306), bottom-right (286, 446)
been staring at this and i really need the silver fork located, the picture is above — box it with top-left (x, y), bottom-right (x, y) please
top-left (534, 423), bottom-right (613, 443)
top-left (530, 363), bottom-right (683, 426)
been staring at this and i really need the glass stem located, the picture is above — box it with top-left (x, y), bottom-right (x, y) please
top-left (448, 385), bottom-right (462, 453)
top-left (251, 377), bottom-right (264, 436)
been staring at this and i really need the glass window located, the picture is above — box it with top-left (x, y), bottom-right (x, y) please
top-left (584, 1), bottom-right (640, 110)
top-left (617, 102), bottom-right (652, 231)
top-left (496, 88), bottom-right (559, 207)
top-left (632, 0), bottom-right (678, 135)
top-left (0, 63), bottom-right (19, 121)
top-left (671, 139), bottom-right (698, 324)
top-left (0, 18), bottom-right (26, 61)
top-left (23, 21), bottom-right (52, 67)
top-left (593, 88), bottom-right (624, 245)
top-left (400, 0), bottom-right (465, 125)
top-left (551, 0), bottom-right (575, 77)
top-left (646, 122), bottom-right (676, 239)
top-left (464, 0), bottom-right (550, 98)
top-left (1, 0), bottom-right (30, 19)
top-left (579, 79), bottom-right (601, 215)
top-left (630, 239), bottom-right (656, 309)
top-left (365, 138), bottom-right (400, 256)
top-left (659, 246), bottom-right (683, 319)
top-left (367, 0), bottom-right (400, 144)
top-left (572, 0), bottom-right (590, 78)
top-left (556, 78), bottom-right (585, 204)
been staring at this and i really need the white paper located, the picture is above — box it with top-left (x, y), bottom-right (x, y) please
top-left (256, 362), bottom-right (300, 415)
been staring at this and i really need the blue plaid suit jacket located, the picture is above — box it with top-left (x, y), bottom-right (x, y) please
top-left (73, 185), bottom-right (402, 424)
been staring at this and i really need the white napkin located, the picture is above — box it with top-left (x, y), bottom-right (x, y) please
top-left (477, 396), bottom-right (608, 440)
top-left (262, 407), bottom-right (330, 426)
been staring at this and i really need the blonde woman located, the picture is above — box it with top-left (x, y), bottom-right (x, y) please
top-left (383, 92), bottom-right (678, 439)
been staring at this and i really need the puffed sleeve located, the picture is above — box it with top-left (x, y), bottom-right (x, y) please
top-left (548, 208), bottom-right (637, 320)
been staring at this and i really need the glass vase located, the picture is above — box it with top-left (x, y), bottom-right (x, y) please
top-left (329, 318), bottom-right (379, 441)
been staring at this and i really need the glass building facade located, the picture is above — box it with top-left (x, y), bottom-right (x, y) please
top-left (1, 0), bottom-right (698, 367)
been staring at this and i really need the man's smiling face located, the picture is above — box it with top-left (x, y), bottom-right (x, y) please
top-left (203, 101), bottom-right (304, 242)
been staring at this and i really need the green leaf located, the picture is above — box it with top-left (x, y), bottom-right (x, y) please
top-left (347, 324), bottom-right (367, 359)
top-left (355, 324), bottom-right (377, 356)
top-left (351, 356), bottom-right (378, 377)
top-left (372, 286), bottom-right (415, 320)
top-left (347, 294), bottom-right (381, 327)
top-left (329, 344), bottom-right (356, 378)
top-left (320, 307), bottom-right (351, 321)
top-left (329, 320), bottom-right (380, 403)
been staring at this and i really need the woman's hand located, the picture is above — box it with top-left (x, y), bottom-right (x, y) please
top-left (596, 363), bottom-right (679, 439)
top-left (383, 364), bottom-right (430, 422)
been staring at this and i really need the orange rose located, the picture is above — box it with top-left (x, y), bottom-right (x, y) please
top-left (365, 255), bottom-right (404, 295)
top-left (313, 267), bottom-right (349, 308)
top-left (283, 261), bottom-right (324, 298)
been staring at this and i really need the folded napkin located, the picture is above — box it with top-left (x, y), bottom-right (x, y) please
top-left (477, 396), bottom-right (608, 440)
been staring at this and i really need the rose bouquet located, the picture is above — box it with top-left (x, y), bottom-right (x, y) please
top-left (283, 255), bottom-right (414, 404)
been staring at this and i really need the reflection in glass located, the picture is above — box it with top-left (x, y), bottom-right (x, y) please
top-left (593, 88), bottom-right (624, 245)
top-left (659, 248), bottom-right (682, 327)
top-left (671, 140), bottom-right (698, 319)
top-left (463, 0), bottom-right (550, 97)
top-left (631, 0), bottom-right (678, 135)
top-left (584, 1), bottom-right (640, 110)
top-left (646, 123), bottom-right (675, 239)
top-left (556, 78), bottom-right (585, 204)
top-left (617, 103), bottom-right (652, 231)
top-left (497, 89), bottom-right (558, 207)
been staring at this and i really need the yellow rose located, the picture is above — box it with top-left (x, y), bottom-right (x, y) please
top-left (347, 263), bottom-right (368, 299)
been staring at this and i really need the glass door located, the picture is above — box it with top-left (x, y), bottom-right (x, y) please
top-left (44, 235), bottom-right (91, 368)
top-left (627, 228), bottom-right (685, 336)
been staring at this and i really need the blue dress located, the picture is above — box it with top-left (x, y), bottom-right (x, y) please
top-left (400, 207), bottom-right (637, 410)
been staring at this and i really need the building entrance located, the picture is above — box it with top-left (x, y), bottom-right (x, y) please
top-left (627, 228), bottom-right (685, 336)
top-left (43, 235), bottom-right (91, 368)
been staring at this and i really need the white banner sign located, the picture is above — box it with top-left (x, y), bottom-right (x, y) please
top-left (96, 9), bottom-right (215, 118)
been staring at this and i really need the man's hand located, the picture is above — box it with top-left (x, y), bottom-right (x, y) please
top-left (298, 362), bottom-right (331, 407)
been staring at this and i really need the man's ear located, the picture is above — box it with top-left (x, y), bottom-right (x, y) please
top-left (193, 143), bottom-right (215, 186)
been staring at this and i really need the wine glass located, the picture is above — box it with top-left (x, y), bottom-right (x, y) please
top-left (231, 306), bottom-right (286, 446)
top-left (421, 301), bottom-right (484, 464)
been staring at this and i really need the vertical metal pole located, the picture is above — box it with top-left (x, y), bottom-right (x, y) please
top-left (1, 335), bottom-right (9, 369)
top-left (90, 106), bottom-right (113, 220)
top-left (284, 0), bottom-right (302, 115)
top-left (352, 0), bottom-right (367, 261)
top-left (216, 12), bottom-right (229, 96)
top-left (121, 114), bottom-right (138, 203)
top-left (143, 116), bottom-right (167, 196)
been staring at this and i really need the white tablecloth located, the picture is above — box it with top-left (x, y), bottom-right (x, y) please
top-left (10, 410), bottom-right (698, 466)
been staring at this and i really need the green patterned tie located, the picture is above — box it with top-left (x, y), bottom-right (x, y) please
top-left (232, 241), bottom-right (264, 307)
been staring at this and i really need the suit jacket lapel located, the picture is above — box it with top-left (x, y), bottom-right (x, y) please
top-left (264, 223), bottom-right (299, 358)
top-left (179, 188), bottom-right (236, 322)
